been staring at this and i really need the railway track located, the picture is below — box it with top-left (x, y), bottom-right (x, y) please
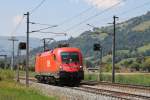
top-left (82, 81), bottom-right (150, 90)
top-left (72, 85), bottom-right (150, 100)
top-left (19, 77), bottom-right (150, 100)
top-left (19, 77), bottom-right (37, 82)
top-left (81, 81), bottom-right (150, 98)
top-left (100, 82), bottom-right (149, 90)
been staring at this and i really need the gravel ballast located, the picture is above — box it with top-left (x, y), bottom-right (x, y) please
top-left (20, 80), bottom-right (120, 100)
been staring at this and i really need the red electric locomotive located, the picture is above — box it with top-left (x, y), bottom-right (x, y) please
top-left (35, 46), bottom-right (84, 85)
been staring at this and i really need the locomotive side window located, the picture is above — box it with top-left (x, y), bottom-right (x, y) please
top-left (61, 52), bottom-right (79, 63)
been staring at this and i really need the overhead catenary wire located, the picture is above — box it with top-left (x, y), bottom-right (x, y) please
top-left (10, 0), bottom-right (46, 36)
top-left (10, 15), bottom-right (25, 36)
top-left (33, 31), bottom-right (67, 36)
top-left (58, 1), bottom-right (106, 27)
top-left (83, 0), bottom-right (150, 30)
top-left (118, 1), bottom-right (150, 18)
top-left (30, 0), bottom-right (46, 14)
top-left (29, 22), bottom-right (57, 27)
top-left (30, 25), bottom-right (57, 33)
top-left (63, 0), bottom-right (125, 32)
top-left (59, 6), bottom-right (94, 26)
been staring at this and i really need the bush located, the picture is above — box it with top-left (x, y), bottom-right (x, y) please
top-left (0, 69), bottom-right (14, 81)
top-left (130, 62), bottom-right (140, 71)
top-left (142, 59), bottom-right (150, 72)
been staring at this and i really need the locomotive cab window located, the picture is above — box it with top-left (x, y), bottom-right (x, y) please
top-left (61, 52), bottom-right (79, 63)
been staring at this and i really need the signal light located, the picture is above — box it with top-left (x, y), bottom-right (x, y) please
top-left (19, 42), bottom-right (26, 50)
top-left (93, 43), bottom-right (101, 51)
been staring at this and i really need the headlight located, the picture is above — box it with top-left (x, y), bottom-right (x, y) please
top-left (59, 66), bottom-right (63, 71)
top-left (80, 66), bottom-right (83, 68)
top-left (60, 66), bottom-right (62, 69)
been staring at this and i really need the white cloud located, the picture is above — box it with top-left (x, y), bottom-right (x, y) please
top-left (13, 15), bottom-right (23, 27)
top-left (84, 0), bottom-right (124, 9)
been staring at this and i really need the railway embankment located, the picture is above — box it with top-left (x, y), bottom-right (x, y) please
top-left (20, 80), bottom-right (119, 100)
top-left (20, 79), bottom-right (150, 100)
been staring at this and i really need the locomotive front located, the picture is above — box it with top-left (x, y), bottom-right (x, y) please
top-left (55, 48), bottom-right (84, 84)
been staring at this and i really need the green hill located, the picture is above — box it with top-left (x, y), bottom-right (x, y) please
top-left (30, 11), bottom-right (150, 65)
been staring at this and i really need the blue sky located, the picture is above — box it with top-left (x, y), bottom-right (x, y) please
top-left (0, 0), bottom-right (150, 40)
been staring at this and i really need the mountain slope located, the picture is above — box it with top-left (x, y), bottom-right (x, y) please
top-left (31, 11), bottom-right (150, 63)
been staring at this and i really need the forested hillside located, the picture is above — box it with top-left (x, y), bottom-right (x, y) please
top-left (31, 12), bottom-right (150, 59)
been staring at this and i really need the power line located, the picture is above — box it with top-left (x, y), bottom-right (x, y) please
top-left (29, 22), bottom-right (56, 27)
top-left (58, 1), bottom-right (107, 27)
top-left (37, 31), bottom-right (67, 36)
top-left (30, 25), bottom-right (58, 33)
top-left (30, 0), bottom-right (46, 14)
top-left (85, 0), bottom-right (150, 29)
top-left (10, 0), bottom-right (47, 36)
top-left (59, 6), bottom-right (94, 26)
top-left (11, 15), bottom-right (25, 36)
top-left (63, 0), bottom-right (125, 32)
top-left (118, 1), bottom-right (150, 17)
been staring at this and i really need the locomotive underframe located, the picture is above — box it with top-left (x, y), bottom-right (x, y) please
top-left (35, 70), bottom-right (84, 85)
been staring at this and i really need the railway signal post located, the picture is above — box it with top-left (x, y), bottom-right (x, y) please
top-left (93, 43), bottom-right (103, 81)
top-left (17, 42), bottom-right (26, 82)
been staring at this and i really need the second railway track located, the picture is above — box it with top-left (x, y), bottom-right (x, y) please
top-left (82, 81), bottom-right (150, 97)
top-left (72, 85), bottom-right (150, 100)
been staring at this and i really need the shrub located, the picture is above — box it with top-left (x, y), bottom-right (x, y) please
top-left (130, 62), bottom-right (140, 71)
top-left (0, 69), bottom-right (14, 81)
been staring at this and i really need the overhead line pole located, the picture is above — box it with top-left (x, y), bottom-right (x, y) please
top-left (112, 16), bottom-right (119, 83)
top-left (24, 12), bottom-right (29, 87)
top-left (8, 37), bottom-right (18, 70)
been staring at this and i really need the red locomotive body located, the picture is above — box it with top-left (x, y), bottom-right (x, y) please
top-left (35, 47), bottom-right (84, 85)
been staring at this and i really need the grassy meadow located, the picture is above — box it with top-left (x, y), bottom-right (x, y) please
top-left (84, 72), bottom-right (150, 86)
top-left (0, 69), bottom-right (57, 100)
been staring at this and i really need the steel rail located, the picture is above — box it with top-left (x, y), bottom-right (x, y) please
top-left (72, 85), bottom-right (150, 100)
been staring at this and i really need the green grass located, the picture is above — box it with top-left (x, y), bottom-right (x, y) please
top-left (0, 81), bottom-right (56, 100)
top-left (115, 74), bottom-right (150, 86)
top-left (0, 69), bottom-right (14, 81)
top-left (116, 50), bottom-right (130, 54)
top-left (117, 58), bottom-right (136, 65)
top-left (0, 69), bottom-right (57, 100)
top-left (84, 73), bottom-right (98, 81)
top-left (84, 73), bottom-right (150, 86)
top-left (102, 55), bottom-right (112, 62)
top-left (19, 70), bottom-right (36, 77)
top-left (132, 20), bottom-right (150, 32)
top-left (138, 43), bottom-right (150, 53)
